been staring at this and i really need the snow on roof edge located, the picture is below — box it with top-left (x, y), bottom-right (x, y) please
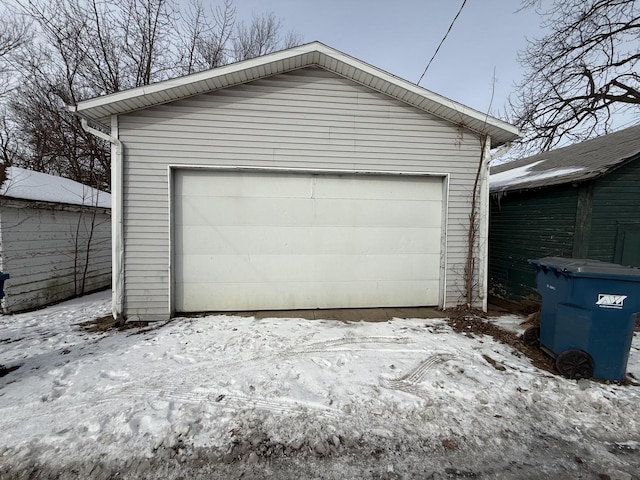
top-left (0, 167), bottom-right (111, 209)
top-left (489, 160), bottom-right (586, 193)
top-left (490, 124), bottom-right (640, 193)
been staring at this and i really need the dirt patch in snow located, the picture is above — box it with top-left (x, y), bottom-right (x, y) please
top-left (77, 315), bottom-right (165, 334)
top-left (446, 308), bottom-right (640, 386)
top-left (445, 308), bottom-right (555, 376)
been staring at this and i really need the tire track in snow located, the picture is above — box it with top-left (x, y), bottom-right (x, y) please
top-left (380, 353), bottom-right (455, 396)
top-left (390, 353), bottom-right (456, 384)
top-left (0, 381), bottom-right (343, 434)
top-left (236, 336), bottom-right (413, 366)
top-left (113, 383), bottom-right (343, 419)
top-left (0, 336), bottom-right (411, 431)
top-left (156, 335), bottom-right (413, 371)
top-left (297, 336), bottom-right (411, 351)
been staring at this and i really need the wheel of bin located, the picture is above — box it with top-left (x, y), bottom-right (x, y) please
top-left (522, 326), bottom-right (540, 347)
top-left (555, 350), bottom-right (594, 380)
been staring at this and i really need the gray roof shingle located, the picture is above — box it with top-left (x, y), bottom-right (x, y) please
top-left (490, 124), bottom-right (640, 193)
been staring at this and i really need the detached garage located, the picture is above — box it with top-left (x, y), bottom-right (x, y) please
top-left (70, 42), bottom-right (519, 321)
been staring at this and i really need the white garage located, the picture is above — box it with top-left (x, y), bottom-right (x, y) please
top-left (173, 169), bottom-right (444, 311)
top-left (71, 42), bottom-right (520, 321)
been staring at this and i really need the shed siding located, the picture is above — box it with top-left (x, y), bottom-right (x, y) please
top-left (0, 201), bottom-right (111, 312)
top-left (588, 158), bottom-right (640, 265)
top-left (119, 67), bottom-right (483, 320)
top-left (489, 187), bottom-right (578, 302)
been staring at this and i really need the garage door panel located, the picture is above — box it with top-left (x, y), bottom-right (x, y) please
top-left (176, 196), bottom-right (313, 226)
top-left (177, 196), bottom-right (441, 228)
top-left (313, 199), bottom-right (442, 227)
top-left (174, 170), bottom-right (443, 311)
top-left (175, 226), bottom-right (440, 255)
top-left (176, 253), bottom-right (440, 283)
top-left (175, 171), bottom-right (312, 198)
top-left (313, 175), bottom-right (442, 201)
top-left (177, 279), bottom-right (440, 312)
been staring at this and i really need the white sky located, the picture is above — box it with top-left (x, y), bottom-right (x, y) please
top-left (229, 0), bottom-right (544, 118)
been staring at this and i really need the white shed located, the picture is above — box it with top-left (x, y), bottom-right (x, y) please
top-left (0, 167), bottom-right (111, 312)
top-left (70, 42), bottom-right (519, 321)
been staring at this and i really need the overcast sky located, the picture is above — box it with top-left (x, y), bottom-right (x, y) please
top-left (230, 0), bottom-right (544, 120)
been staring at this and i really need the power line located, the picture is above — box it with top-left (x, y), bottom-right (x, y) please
top-left (417, 0), bottom-right (468, 86)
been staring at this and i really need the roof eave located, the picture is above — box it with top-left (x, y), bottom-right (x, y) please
top-left (69, 41), bottom-right (520, 145)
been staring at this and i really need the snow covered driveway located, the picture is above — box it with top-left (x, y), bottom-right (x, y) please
top-left (1, 291), bottom-right (639, 479)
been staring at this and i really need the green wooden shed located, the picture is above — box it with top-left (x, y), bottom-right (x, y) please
top-left (489, 125), bottom-right (640, 305)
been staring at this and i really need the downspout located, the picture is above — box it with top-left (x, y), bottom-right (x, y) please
top-left (478, 136), bottom-right (492, 312)
top-left (79, 117), bottom-right (124, 321)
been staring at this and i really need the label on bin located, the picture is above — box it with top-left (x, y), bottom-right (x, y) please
top-left (596, 294), bottom-right (627, 309)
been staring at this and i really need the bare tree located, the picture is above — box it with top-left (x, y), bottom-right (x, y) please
top-left (119, 0), bottom-right (176, 87)
top-left (9, 80), bottom-right (110, 189)
top-left (179, 0), bottom-right (235, 73)
top-left (0, 14), bottom-right (31, 97)
top-left (462, 134), bottom-right (489, 309)
top-left (6, 0), bottom-right (178, 189)
top-left (179, 0), bottom-right (214, 74)
top-left (72, 182), bottom-right (109, 296)
top-left (512, 0), bottom-right (640, 152)
top-left (0, 111), bottom-right (26, 167)
top-left (7, 1), bottom-right (111, 189)
top-left (0, 16), bottom-right (30, 58)
top-left (4, 0), bottom-right (300, 191)
top-left (233, 12), bottom-right (293, 61)
top-left (85, 0), bottom-right (125, 94)
top-left (283, 30), bottom-right (304, 50)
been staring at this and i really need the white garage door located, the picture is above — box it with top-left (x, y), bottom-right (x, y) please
top-left (174, 170), bottom-right (443, 311)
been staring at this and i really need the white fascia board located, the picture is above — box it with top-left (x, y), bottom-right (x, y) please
top-left (69, 41), bottom-right (520, 143)
top-left (316, 46), bottom-right (519, 139)
top-left (71, 43), bottom-right (321, 116)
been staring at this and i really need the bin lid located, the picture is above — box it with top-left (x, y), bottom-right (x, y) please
top-left (529, 257), bottom-right (640, 279)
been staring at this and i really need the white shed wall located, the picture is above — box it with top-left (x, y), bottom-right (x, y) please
top-left (0, 200), bottom-right (111, 312)
top-left (118, 67), bottom-right (484, 321)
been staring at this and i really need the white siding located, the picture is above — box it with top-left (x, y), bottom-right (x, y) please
top-left (119, 67), bottom-right (483, 321)
top-left (0, 200), bottom-right (111, 312)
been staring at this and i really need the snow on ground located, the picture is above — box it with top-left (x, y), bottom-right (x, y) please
top-left (1, 293), bottom-right (640, 479)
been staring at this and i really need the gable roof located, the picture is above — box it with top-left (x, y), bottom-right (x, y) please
top-left (490, 124), bottom-right (640, 193)
top-left (69, 42), bottom-right (519, 147)
top-left (0, 166), bottom-right (111, 208)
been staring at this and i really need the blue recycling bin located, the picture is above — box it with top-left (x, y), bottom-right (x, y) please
top-left (529, 257), bottom-right (640, 382)
top-left (0, 272), bottom-right (8, 299)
